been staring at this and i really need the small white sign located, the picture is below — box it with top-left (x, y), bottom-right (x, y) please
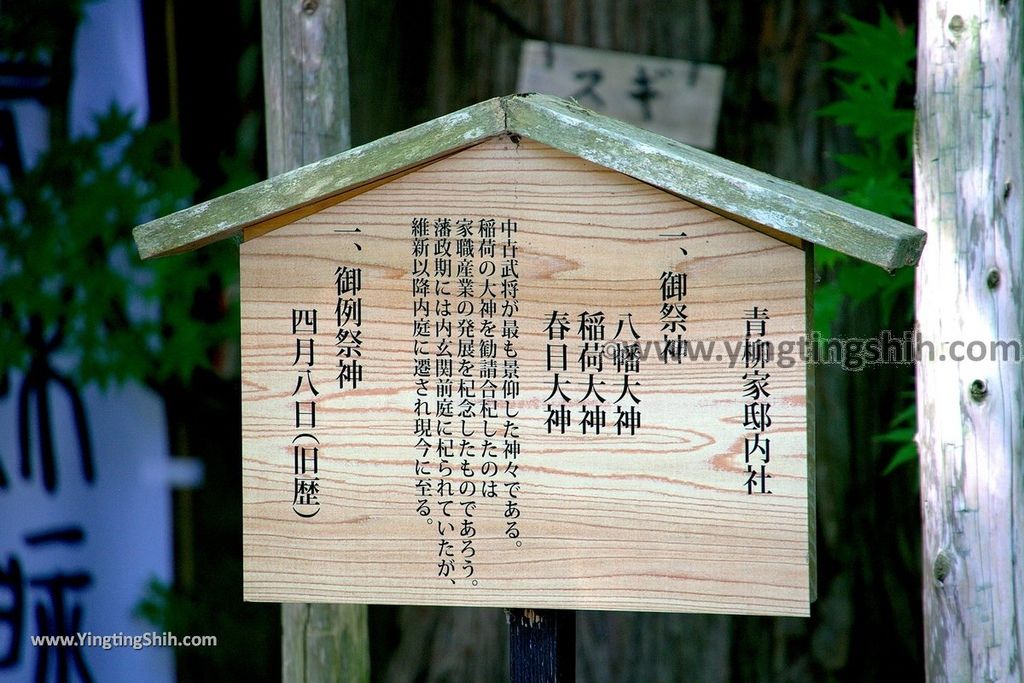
top-left (517, 40), bottom-right (725, 150)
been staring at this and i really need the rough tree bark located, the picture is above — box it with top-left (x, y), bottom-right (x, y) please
top-left (260, 1), bottom-right (370, 681)
top-left (914, 1), bottom-right (1023, 681)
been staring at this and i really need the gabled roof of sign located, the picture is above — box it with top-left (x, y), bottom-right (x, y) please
top-left (133, 93), bottom-right (924, 270)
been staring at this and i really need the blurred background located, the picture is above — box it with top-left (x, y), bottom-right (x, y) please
top-left (0, 0), bottom-right (921, 680)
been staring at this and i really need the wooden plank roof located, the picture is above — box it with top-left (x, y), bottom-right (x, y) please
top-left (133, 93), bottom-right (924, 270)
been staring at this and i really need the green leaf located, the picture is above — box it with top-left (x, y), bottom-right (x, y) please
top-left (813, 280), bottom-right (844, 336)
top-left (890, 403), bottom-right (917, 427)
top-left (882, 442), bottom-right (918, 475)
top-left (0, 108), bottom-right (238, 388)
top-left (873, 428), bottom-right (915, 444)
top-left (820, 13), bottom-right (916, 84)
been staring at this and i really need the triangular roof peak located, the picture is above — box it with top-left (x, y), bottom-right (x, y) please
top-left (134, 93), bottom-right (924, 271)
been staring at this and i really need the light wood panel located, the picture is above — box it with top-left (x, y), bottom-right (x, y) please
top-left (241, 136), bottom-right (810, 616)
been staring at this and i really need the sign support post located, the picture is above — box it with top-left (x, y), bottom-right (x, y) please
top-left (260, 2), bottom-right (370, 681)
top-left (508, 609), bottom-right (575, 682)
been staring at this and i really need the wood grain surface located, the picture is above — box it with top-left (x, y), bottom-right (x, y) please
top-left (241, 136), bottom-right (810, 616)
top-left (136, 94), bottom-right (923, 272)
top-left (915, 1), bottom-right (1024, 677)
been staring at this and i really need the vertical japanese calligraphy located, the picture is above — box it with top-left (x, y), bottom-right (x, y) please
top-left (413, 216), bottom-right (523, 585)
top-left (543, 310), bottom-right (643, 436)
top-left (290, 306), bottom-right (320, 517)
top-left (497, 219), bottom-right (522, 546)
top-left (336, 266), bottom-right (364, 390)
top-left (660, 270), bottom-right (688, 363)
top-left (289, 265), bottom-right (363, 517)
top-left (543, 311), bottom-right (571, 433)
top-left (742, 307), bottom-right (773, 494)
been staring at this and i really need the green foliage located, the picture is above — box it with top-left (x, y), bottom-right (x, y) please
top-left (0, 107), bottom-right (238, 388)
top-left (815, 12), bottom-right (916, 335)
top-left (874, 399), bottom-right (918, 475)
top-left (3, 3), bottom-right (269, 677)
top-left (818, 13), bottom-right (916, 144)
top-left (816, 12), bottom-right (917, 475)
top-left (817, 13), bottom-right (915, 227)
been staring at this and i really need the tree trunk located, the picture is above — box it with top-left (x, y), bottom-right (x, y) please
top-left (914, 1), bottom-right (1023, 681)
top-left (260, 1), bottom-right (369, 680)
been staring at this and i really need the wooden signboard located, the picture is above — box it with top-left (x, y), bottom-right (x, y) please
top-left (134, 94), bottom-right (925, 620)
top-left (517, 41), bottom-right (725, 149)
top-left (240, 136), bottom-right (810, 616)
